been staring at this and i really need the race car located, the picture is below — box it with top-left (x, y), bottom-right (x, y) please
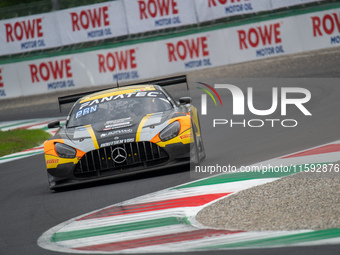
top-left (44, 75), bottom-right (205, 190)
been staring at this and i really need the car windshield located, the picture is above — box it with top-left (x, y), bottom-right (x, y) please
top-left (67, 91), bottom-right (173, 127)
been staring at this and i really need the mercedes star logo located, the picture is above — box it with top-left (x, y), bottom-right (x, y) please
top-left (111, 147), bottom-right (127, 164)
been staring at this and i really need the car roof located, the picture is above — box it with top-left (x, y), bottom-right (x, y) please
top-left (79, 85), bottom-right (160, 103)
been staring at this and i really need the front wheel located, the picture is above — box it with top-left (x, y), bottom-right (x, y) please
top-left (195, 113), bottom-right (206, 162)
top-left (191, 120), bottom-right (205, 165)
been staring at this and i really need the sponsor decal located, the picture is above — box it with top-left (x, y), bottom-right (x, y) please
top-left (180, 133), bottom-right (192, 139)
top-left (166, 36), bottom-right (212, 69)
top-left (311, 12), bottom-right (340, 45)
top-left (103, 118), bottom-right (133, 131)
top-left (208, 0), bottom-right (255, 15)
top-left (104, 118), bottom-right (132, 125)
top-left (29, 58), bottom-right (75, 90)
top-left (70, 5), bottom-right (112, 39)
top-left (138, 0), bottom-right (181, 27)
top-left (5, 17), bottom-right (47, 50)
top-left (79, 91), bottom-right (160, 110)
top-left (237, 22), bottom-right (285, 58)
top-left (100, 138), bottom-right (135, 148)
top-left (103, 122), bottom-right (132, 131)
top-left (198, 82), bottom-right (312, 128)
top-left (46, 159), bottom-right (59, 164)
top-left (76, 105), bottom-right (98, 119)
top-left (0, 68), bottom-right (6, 97)
top-left (100, 128), bottom-right (133, 138)
top-left (98, 48), bottom-right (139, 81)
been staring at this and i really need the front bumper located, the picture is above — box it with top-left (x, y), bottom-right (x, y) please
top-left (47, 141), bottom-right (190, 190)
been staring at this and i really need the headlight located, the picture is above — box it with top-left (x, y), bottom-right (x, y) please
top-left (55, 143), bottom-right (76, 158)
top-left (159, 121), bottom-right (180, 141)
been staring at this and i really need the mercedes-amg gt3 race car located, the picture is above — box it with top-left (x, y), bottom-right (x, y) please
top-left (44, 76), bottom-right (205, 190)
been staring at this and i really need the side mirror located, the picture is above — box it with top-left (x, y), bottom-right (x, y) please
top-left (179, 97), bottom-right (192, 105)
top-left (47, 120), bottom-right (61, 129)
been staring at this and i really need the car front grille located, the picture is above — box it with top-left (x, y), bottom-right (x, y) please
top-left (74, 141), bottom-right (169, 178)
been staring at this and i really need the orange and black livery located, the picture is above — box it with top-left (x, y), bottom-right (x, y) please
top-left (44, 75), bottom-right (205, 190)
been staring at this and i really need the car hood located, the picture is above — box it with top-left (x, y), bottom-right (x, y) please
top-left (63, 111), bottom-right (176, 150)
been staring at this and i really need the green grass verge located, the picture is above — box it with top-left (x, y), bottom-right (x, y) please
top-left (0, 129), bottom-right (51, 157)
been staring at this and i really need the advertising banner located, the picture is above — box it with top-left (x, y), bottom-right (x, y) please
top-left (225, 16), bottom-right (303, 64)
top-left (16, 55), bottom-right (92, 97)
top-left (0, 13), bottom-right (61, 56)
top-left (296, 8), bottom-right (340, 51)
top-left (0, 64), bottom-right (22, 98)
top-left (195, 0), bottom-right (272, 23)
top-left (84, 44), bottom-right (146, 86)
top-left (55, 1), bottom-right (128, 46)
top-left (123, 0), bottom-right (197, 34)
top-left (271, 0), bottom-right (326, 10)
top-left (154, 31), bottom-right (229, 75)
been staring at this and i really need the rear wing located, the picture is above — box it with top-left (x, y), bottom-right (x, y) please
top-left (58, 75), bottom-right (188, 112)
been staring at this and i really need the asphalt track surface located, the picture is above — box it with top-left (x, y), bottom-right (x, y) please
top-left (1, 47), bottom-right (340, 255)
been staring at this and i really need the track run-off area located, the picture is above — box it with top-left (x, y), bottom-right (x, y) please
top-left (1, 47), bottom-right (340, 255)
top-left (0, 118), bottom-right (65, 164)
